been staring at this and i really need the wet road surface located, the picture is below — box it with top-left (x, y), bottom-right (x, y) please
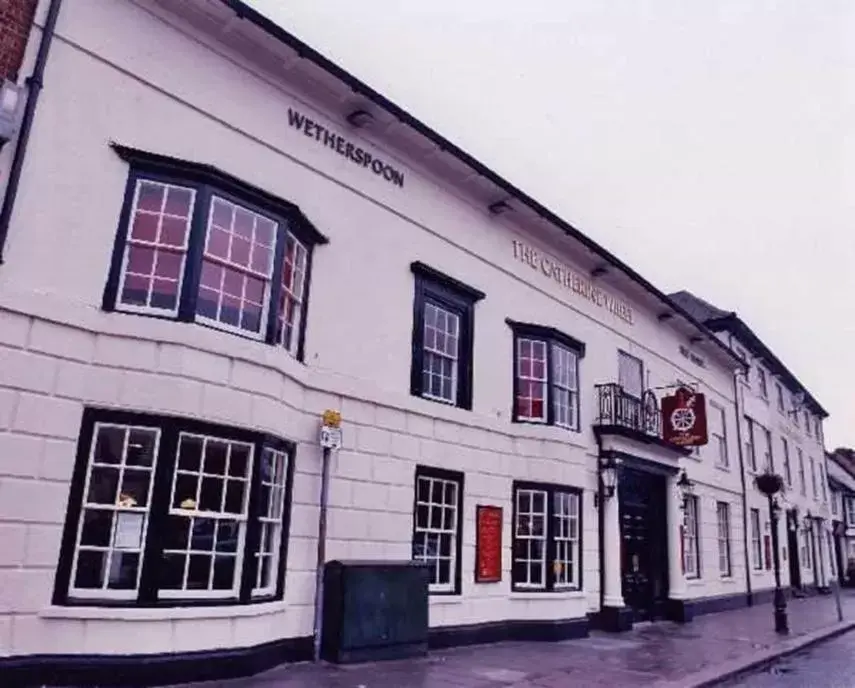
top-left (719, 629), bottom-right (855, 687)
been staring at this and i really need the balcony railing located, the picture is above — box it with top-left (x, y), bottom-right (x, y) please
top-left (594, 383), bottom-right (661, 438)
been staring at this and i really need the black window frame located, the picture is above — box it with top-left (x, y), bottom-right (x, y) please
top-left (411, 465), bottom-right (465, 596)
top-left (102, 145), bottom-right (328, 361)
top-left (511, 480), bottom-right (584, 593)
top-left (409, 262), bottom-right (484, 410)
top-left (52, 407), bottom-right (296, 608)
top-left (507, 320), bottom-right (585, 432)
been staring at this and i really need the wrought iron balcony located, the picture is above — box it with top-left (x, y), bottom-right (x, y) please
top-left (594, 383), bottom-right (662, 439)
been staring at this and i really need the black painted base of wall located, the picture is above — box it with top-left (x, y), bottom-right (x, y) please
top-left (332, 641), bottom-right (427, 664)
top-left (0, 616), bottom-right (591, 687)
top-left (594, 605), bottom-right (634, 632)
top-left (429, 615), bottom-right (590, 649)
top-left (664, 598), bottom-right (694, 623)
top-left (0, 635), bottom-right (313, 688)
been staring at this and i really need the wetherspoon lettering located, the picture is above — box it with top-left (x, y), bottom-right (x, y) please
top-left (287, 108), bottom-right (405, 188)
top-left (512, 240), bottom-right (634, 325)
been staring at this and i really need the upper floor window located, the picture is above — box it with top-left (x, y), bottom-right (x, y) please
top-left (804, 410), bottom-right (812, 436)
top-left (781, 437), bottom-right (792, 487)
top-left (815, 418), bottom-right (823, 443)
top-left (512, 481), bottom-right (582, 592)
top-left (52, 409), bottom-right (294, 607)
top-left (103, 147), bottom-right (326, 358)
top-left (410, 262), bottom-right (484, 410)
top-left (846, 498), bottom-right (855, 527)
top-left (810, 457), bottom-right (818, 498)
top-left (618, 350), bottom-right (644, 398)
top-left (832, 491), bottom-right (839, 516)
top-left (820, 464), bottom-right (827, 502)
top-left (762, 427), bottom-right (774, 472)
top-left (744, 416), bottom-right (757, 472)
top-left (798, 448), bottom-right (806, 495)
top-left (710, 401), bottom-right (728, 469)
top-left (507, 321), bottom-right (585, 431)
top-left (776, 383), bottom-right (785, 413)
top-left (756, 366), bottom-right (768, 399)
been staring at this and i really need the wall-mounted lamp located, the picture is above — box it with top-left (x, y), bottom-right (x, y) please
top-left (601, 456), bottom-right (619, 499)
top-left (345, 109), bottom-right (374, 128)
top-left (0, 80), bottom-right (24, 149)
top-left (488, 200), bottom-right (512, 216)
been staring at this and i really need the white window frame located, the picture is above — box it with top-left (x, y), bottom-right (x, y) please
top-left (820, 465), bottom-right (828, 503)
top-left (421, 302), bottom-right (460, 405)
top-left (798, 449), bottom-right (806, 495)
top-left (683, 495), bottom-right (700, 578)
top-left (711, 402), bottom-right (728, 469)
top-left (809, 457), bottom-right (818, 499)
top-left (716, 501), bottom-right (732, 577)
top-left (516, 338), bottom-right (548, 423)
top-left (762, 427), bottom-right (773, 472)
top-left (847, 498), bottom-right (855, 527)
top-left (252, 447), bottom-right (290, 598)
top-left (618, 350), bottom-right (644, 399)
top-left (745, 417), bottom-right (757, 472)
top-left (551, 344), bottom-right (579, 431)
top-left (69, 423), bottom-right (162, 601)
top-left (116, 180), bottom-right (195, 318)
top-left (757, 366), bottom-right (768, 399)
top-left (512, 484), bottom-right (582, 592)
top-left (750, 508), bottom-right (762, 570)
top-left (776, 383), bottom-right (785, 413)
top-left (161, 433), bottom-right (254, 600)
top-left (782, 437), bottom-right (792, 487)
top-left (412, 468), bottom-right (461, 594)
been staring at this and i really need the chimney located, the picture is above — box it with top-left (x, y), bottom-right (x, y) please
top-left (0, 0), bottom-right (38, 82)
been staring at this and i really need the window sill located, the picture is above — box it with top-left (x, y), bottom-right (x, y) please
top-left (40, 600), bottom-right (288, 621)
top-left (430, 595), bottom-right (465, 606)
top-left (511, 590), bottom-right (585, 600)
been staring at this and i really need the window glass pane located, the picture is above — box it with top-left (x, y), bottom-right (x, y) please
top-left (618, 352), bottom-right (643, 398)
top-left (119, 180), bottom-right (193, 315)
top-left (276, 234), bottom-right (308, 355)
top-left (197, 196), bottom-right (276, 337)
top-left (412, 473), bottom-right (460, 592)
top-left (71, 424), bottom-right (160, 599)
top-left (513, 488), bottom-right (548, 589)
top-left (421, 303), bottom-right (459, 403)
top-left (516, 338), bottom-right (547, 421)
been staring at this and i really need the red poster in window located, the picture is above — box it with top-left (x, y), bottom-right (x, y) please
top-left (475, 505), bottom-right (503, 583)
top-left (662, 387), bottom-right (709, 447)
top-left (764, 534), bottom-right (772, 570)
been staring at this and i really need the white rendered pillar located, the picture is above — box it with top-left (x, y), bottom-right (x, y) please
top-left (667, 472), bottom-right (688, 600)
top-left (603, 480), bottom-right (625, 608)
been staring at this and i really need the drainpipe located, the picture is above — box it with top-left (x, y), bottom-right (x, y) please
top-left (596, 433), bottom-right (606, 614)
top-left (729, 332), bottom-right (753, 605)
top-left (0, 0), bottom-right (64, 264)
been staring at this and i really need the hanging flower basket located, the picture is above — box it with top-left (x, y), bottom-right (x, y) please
top-left (755, 472), bottom-right (784, 496)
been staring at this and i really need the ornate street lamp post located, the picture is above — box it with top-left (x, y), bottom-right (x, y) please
top-left (755, 471), bottom-right (789, 634)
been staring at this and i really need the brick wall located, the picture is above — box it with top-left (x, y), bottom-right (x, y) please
top-left (0, 0), bottom-right (37, 82)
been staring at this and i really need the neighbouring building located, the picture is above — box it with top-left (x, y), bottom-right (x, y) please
top-left (669, 292), bottom-right (834, 595)
top-left (0, 0), bottom-right (833, 684)
top-left (828, 448), bottom-right (855, 584)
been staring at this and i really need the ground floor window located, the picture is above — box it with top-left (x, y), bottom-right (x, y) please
top-left (802, 531), bottom-right (812, 569)
top-left (512, 481), bottom-right (582, 591)
top-left (412, 465), bottom-right (463, 594)
top-left (716, 501), bottom-right (732, 577)
top-left (53, 409), bottom-right (295, 606)
top-left (750, 508), bottom-right (763, 570)
top-left (683, 495), bottom-right (700, 578)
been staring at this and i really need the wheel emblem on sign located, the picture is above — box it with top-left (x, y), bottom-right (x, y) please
top-left (670, 407), bottom-right (696, 432)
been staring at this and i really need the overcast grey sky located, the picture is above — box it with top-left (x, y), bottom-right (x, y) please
top-left (249, 1), bottom-right (854, 449)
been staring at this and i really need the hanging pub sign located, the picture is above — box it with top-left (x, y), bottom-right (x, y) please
top-left (661, 386), bottom-right (708, 447)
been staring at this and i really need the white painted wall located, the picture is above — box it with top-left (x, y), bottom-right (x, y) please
top-left (0, 0), bottom-right (753, 659)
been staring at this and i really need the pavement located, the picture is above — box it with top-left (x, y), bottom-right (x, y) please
top-left (169, 589), bottom-right (855, 688)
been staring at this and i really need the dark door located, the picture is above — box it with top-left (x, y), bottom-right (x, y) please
top-left (834, 531), bottom-right (845, 586)
top-left (619, 467), bottom-right (669, 621)
top-left (787, 510), bottom-right (801, 589)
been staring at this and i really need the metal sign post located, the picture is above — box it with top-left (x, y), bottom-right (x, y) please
top-left (312, 410), bottom-right (342, 663)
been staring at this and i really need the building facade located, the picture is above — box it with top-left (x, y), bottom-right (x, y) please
top-left (828, 449), bottom-right (855, 585)
top-left (0, 0), bottom-right (833, 683)
top-left (670, 292), bottom-right (834, 595)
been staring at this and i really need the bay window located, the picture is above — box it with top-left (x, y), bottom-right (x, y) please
top-left (53, 409), bottom-right (294, 606)
top-left (507, 321), bottom-right (585, 431)
top-left (103, 146), bottom-right (326, 359)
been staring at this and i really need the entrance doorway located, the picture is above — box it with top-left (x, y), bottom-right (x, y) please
top-left (618, 466), bottom-right (669, 621)
top-left (787, 509), bottom-right (801, 589)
